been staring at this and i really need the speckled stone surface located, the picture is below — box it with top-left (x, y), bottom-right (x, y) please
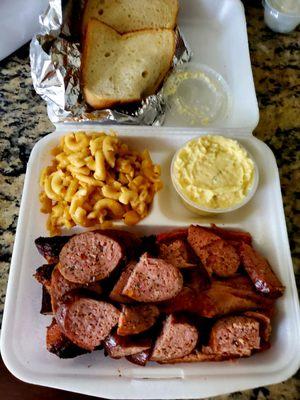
top-left (0, 0), bottom-right (299, 398)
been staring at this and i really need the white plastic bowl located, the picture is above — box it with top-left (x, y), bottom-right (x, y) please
top-left (263, 0), bottom-right (300, 33)
top-left (171, 136), bottom-right (259, 215)
top-left (162, 63), bottom-right (232, 127)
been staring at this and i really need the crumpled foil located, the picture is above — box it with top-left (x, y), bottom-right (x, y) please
top-left (30, 0), bottom-right (192, 125)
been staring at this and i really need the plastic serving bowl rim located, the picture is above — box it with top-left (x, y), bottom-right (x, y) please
top-left (170, 135), bottom-right (259, 214)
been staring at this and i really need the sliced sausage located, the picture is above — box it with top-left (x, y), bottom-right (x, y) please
top-left (117, 304), bottom-right (159, 336)
top-left (126, 349), bottom-right (151, 366)
top-left (156, 228), bottom-right (188, 244)
top-left (213, 274), bottom-right (255, 291)
top-left (158, 287), bottom-right (197, 314)
top-left (34, 263), bottom-right (56, 291)
top-left (137, 235), bottom-right (159, 258)
top-left (150, 315), bottom-right (198, 362)
top-left (41, 286), bottom-right (53, 315)
top-left (158, 239), bottom-right (197, 269)
top-left (188, 225), bottom-right (220, 248)
top-left (206, 224), bottom-right (252, 245)
top-left (59, 231), bottom-right (123, 284)
top-left (239, 242), bottom-right (285, 298)
top-left (122, 253), bottom-right (183, 302)
top-left (46, 318), bottom-right (88, 359)
top-left (109, 261), bottom-right (136, 303)
top-left (104, 333), bottom-right (151, 358)
top-left (56, 296), bottom-right (120, 351)
top-left (243, 311), bottom-right (272, 342)
top-left (159, 269), bottom-right (210, 314)
top-left (50, 264), bottom-right (103, 312)
top-left (35, 236), bottom-right (71, 263)
top-left (201, 240), bottom-right (240, 277)
top-left (183, 268), bottom-right (211, 292)
top-left (203, 316), bottom-right (260, 357)
top-left (188, 225), bottom-right (240, 277)
top-left (102, 229), bottom-right (141, 260)
top-left (50, 265), bottom-right (83, 312)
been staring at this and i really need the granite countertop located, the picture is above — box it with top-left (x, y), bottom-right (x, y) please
top-left (0, 1), bottom-right (299, 399)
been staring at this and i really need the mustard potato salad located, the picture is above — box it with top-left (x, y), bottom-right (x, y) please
top-left (39, 132), bottom-right (162, 235)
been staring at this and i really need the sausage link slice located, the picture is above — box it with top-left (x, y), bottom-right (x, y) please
top-left (206, 224), bottom-right (252, 244)
top-left (34, 263), bottom-right (56, 291)
top-left (46, 318), bottom-right (88, 359)
top-left (151, 315), bottom-right (198, 362)
top-left (56, 297), bottom-right (120, 351)
top-left (126, 349), bottom-right (151, 366)
top-left (243, 311), bottom-right (271, 342)
top-left (203, 316), bottom-right (260, 357)
top-left (35, 236), bottom-right (71, 264)
top-left (122, 253), bottom-right (183, 302)
top-left (109, 262), bottom-right (136, 303)
top-left (188, 225), bottom-right (240, 277)
top-left (59, 231), bottom-right (123, 284)
top-left (117, 304), bottom-right (159, 336)
top-left (239, 242), bottom-right (284, 298)
top-left (156, 229), bottom-right (188, 244)
top-left (51, 265), bottom-right (83, 312)
top-left (104, 333), bottom-right (151, 358)
top-left (158, 239), bottom-right (197, 269)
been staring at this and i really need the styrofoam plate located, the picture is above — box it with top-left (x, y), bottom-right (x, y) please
top-left (1, 126), bottom-right (299, 399)
top-left (166, 0), bottom-right (259, 130)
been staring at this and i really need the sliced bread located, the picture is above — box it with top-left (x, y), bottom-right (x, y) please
top-left (82, 0), bottom-right (179, 35)
top-left (81, 19), bottom-right (175, 109)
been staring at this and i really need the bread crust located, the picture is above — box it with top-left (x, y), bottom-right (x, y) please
top-left (82, 0), bottom-right (179, 36)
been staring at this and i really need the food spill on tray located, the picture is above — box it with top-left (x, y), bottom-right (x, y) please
top-left (34, 224), bottom-right (284, 364)
top-left (39, 132), bottom-right (162, 235)
top-left (171, 135), bottom-right (257, 212)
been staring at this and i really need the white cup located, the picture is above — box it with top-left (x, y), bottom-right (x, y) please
top-left (263, 0), bottom-right (300, 33)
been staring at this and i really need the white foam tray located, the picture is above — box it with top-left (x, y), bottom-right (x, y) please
top-left (166, 0), bottom-right (259, 129)
top-left (2, 0), bottom-right (299, 398)
top-left (1, 126), bottom-right (300, 399)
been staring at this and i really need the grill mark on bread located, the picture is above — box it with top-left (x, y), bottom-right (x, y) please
top-left (82, 0), bottom-right (179, 35)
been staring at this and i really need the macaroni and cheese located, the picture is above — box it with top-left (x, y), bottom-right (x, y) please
top-left (39, 131), bottom-right (162, 235)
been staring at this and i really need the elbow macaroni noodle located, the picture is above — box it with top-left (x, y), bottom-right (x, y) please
top-left (39, 131), bottom-right (163, 235)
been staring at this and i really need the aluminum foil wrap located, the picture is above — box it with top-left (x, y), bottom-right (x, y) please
top-left (30, 0), bottom-right (192, 125)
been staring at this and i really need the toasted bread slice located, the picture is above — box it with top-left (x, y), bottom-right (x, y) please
top-left (82, 19), bottom-right (175, 109)
top-left (82, 0), bottom-right (179, 35)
